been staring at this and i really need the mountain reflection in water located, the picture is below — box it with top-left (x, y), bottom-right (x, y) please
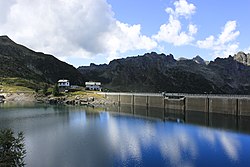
top-left (0, 103), bottom-right (250, 167)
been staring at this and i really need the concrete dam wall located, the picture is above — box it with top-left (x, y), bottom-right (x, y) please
top-left (101, 93), bottom-right (250, 116)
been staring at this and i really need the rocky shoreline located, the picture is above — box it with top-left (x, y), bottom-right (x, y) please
top-left (0, 92), bottom-right (116, 107)
top-left (36, 95), bottom-right (116, 107)
top-left (36, 93), bottom-right (115, 106)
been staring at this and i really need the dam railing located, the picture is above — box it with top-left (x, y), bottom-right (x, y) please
top-left (98, 92), bottom-right (250, 98)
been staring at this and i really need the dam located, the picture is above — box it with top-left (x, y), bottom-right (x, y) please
top-left (98, 92), bottom-right (250, 116)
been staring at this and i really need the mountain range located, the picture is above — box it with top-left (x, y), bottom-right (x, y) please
top-left (1, 35), bottom-right (250, 94)
top-left (78, 52), bottom-right (250, 94)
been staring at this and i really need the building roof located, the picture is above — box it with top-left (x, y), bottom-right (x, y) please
top-left (85, 81), bottom-right (101, 86)
top-left (58, 79), bottom-right (69, 83)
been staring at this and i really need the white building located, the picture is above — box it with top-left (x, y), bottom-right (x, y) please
top-left (85, 81), bottom-right (102, 91)
top-left (58, 79), bottom-right (70, 87)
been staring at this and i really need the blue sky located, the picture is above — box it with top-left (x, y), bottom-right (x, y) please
top-left (107, 0), bottom-right (250, 57)
top-left (0, 0), bottom-right (250, 67)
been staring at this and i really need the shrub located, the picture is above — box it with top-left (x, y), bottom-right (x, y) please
top-left (0, 129), bottom-right (26, 167)
top-left (42, 84), bottom-right (49, 95)
top-left (52, 84), bottom-right (60, 96)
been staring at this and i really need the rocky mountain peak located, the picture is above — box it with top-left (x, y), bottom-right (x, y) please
top-left (192, 55), bottom-right (206, 65)
top-left (234, 51), bottom-right (250, 66)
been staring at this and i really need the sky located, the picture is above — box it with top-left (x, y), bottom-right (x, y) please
top-left (0, 0), bottom-right (250, 67)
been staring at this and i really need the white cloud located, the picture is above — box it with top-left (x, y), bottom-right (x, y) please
top-left (0, 0), bottom-right (157, 63)
top-left (221, 43), bottom-right (239, 57)
top-left (153, 0), bottom-right (197, 46)
top-left (166, 0), bottom-right (196, 18)
top-left (104, 21), bottom-right (157, 61)
top-left (242, 47), bottom-right (250, 54)
top-left (1, 0), bottom-right (242, 64)
top-left (0, 0), bottom-right (16, 24)
top-left (197, 20), bottom-right (240, 57)
top-left (218, 21), bottom-right (240, 44)
top-left (197, 36), bottom-right (215, 49)
top-left (188, 24), bottom-right (198, 35)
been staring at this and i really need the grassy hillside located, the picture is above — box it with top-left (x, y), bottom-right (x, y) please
top-left (0, 77), bottom-right (45, 92)
top-left (0, 35), bottom-right (85, 85)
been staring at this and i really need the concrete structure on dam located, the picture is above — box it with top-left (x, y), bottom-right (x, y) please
top-left (100, 92), bottom-right (250, 116)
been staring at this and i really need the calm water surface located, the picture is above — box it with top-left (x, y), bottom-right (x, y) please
top-left (1, 103), bottom-right (250, 167)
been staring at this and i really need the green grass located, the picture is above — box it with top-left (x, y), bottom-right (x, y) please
top-left (0, 85), bottom-right (33, 92)
top-left (0, 77), bottom-right (48, 93)
top-left (63, 90), bottom-right (104, 100)
top-left (69, 91), bottom-right (87, 96)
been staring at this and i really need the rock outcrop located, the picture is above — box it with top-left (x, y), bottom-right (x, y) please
top-left (234, 51), bottom-right (250, 66)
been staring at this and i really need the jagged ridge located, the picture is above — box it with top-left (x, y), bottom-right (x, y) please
top-left (78, 52), bottom-right (250, 94)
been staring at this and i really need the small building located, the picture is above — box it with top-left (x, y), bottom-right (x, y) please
top-left (85, 81), bottom-right (102, 91)
top-left (58, 79), bottom-right (70, 87)
top-left (58, 79), bottom-right (70, 92)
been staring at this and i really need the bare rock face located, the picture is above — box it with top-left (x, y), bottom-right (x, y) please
top-left (234, 51), bottom-right (250, 66)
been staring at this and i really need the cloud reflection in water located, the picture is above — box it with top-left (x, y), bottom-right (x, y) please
top-left (104, 112), bottom-right (242, 166)
top-left (199, 127), bottom-right (241, 161)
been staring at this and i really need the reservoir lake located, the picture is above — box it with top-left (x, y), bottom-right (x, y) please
top-left (1, 103), bottom-right (250, 167)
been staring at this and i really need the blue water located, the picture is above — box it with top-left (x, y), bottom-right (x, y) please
top-left (1, 103), bottom-right (250, 167)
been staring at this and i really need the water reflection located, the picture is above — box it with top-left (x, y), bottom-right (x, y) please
top-left (102, 111), bottom-right (247, 166)
top-left (106, 115), bottom-right (145, 164)
top-left (158, 128), bottom-right (198, 167)
top-left (198, 128), bottom-right (241, 161)
top-left (102, 105), bottom-right (250, 166)
top-left (219, 133), bottom-right (240, 161)
top-left (1, 103), bottom-right (250, 166)
top-left (109, 104), bottom-right (250, 135)
top-left (0, 101), bottom-right (37, 109)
